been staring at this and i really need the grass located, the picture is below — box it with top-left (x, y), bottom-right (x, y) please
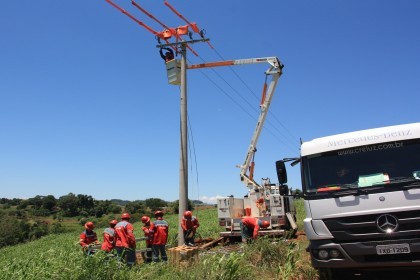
top-left (0, 201), bottom-right (317, 280)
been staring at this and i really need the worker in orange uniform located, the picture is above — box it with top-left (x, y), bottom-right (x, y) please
top-left (240, 217), bottom-right (270, 243)
top-left (114, 213), bottom-right (136, 266)
top-left (181, 211), bottom-right (199, 246)
top-left (79, 221), bottom-right (100, 255)
top-left (152, 210), bottom-right (169, 262)
top-left (101, 219), bottom-right (118, 253)
top-left (141, 215), bottom-right (154, 263)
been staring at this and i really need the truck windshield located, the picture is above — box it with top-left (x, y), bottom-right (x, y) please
top-left (302, 139), bottom-right (420, 195)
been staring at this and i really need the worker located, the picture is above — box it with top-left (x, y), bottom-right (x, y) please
top-left (101, 219), bottom-right (118, 253)
top-left (141, 215), bottom-right (154, 263)
top-left (159, 47), bottom-right (174, 62)
top-left (240, 217), bottom-right (270, 243)
top-left (114, 213), bottom-right (136, 266)
top-left (79, 221), bottom-right (100, 255)
top-left (152, 210), bottom-right (169, 262)
top-left (181, 211), bottom-right (199, 246)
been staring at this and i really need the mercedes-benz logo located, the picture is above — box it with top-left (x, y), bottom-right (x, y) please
top-left (376, 214), bottom-right (399, 233)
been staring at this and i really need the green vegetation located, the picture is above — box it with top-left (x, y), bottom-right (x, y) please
top-left (0, 198), bottom-right (316, 280)
top-left (0, 195), bottom-right (202, 249)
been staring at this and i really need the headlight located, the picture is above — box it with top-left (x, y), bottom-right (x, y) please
top-left (318, 249), bottom-right (329, 260)
top-left (329, 249), bottom-right (340, 258)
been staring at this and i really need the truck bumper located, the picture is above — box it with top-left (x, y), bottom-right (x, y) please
top-left (309, 239), bottom-right (420, 269)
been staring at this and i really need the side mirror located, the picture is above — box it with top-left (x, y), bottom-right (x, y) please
top-left (276, 160), bottom-right (288, 185)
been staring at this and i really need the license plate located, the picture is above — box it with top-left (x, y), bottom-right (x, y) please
top-left (376, 243), bottom-right (410, 255)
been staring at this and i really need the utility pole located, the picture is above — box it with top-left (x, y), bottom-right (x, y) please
top-left (178, 43), bottom-right (188, 246)
top-left (105, 0), bottom-right (211, 247)
top-left (155, 38), bottom-right (208, 246)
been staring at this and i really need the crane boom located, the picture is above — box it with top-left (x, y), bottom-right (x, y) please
top-left (188, 57), bottom-right (283, 190)
top-left (187, 57), bottom-right (281, 70)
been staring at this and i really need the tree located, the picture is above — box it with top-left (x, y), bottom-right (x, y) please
top-left (108, 204), bottom-right (122, 214)
top-left (144, 198), bottom-right (168, 210)
top-left (17, 200), bottom-right (30, 210)
top-left (58, 193), bottom-right (79, 217)
top-left (77, 194), bottom-right (94, 212)
top-left (42, 195), bottom-right (57, 211)
top-left (9, 198), bottom-right (21, 206)
top-left (124, 201), bottom-right (146, 214)
top-left (293, 189), bottom-right (302, 198)
top-left (0, 198), bottom-right (7, 204)
top-left (171, 199), bottom-right (194, 214)
top-left (91, 200), bottom-right (115, 218)
top-left (28, 196), bottom-right (43, 209)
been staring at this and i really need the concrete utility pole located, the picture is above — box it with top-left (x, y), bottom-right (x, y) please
top-left (178, 43), bottom-right (188, 246)
top-left (104, 0), bottom-right (211, 247)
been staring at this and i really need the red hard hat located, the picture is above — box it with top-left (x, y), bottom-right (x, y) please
top-left (121, 213), bottom-right (131, 220)
top-left (261, 221), bottom-right (270, 228)
top-left (154, 210), bottom-right (164, 217)
top-left (109, 220), bottom-right (118, 226)
top-left (141, 216), bottom-right (150, 224)
top-left (85, 221), bottom-right (94, 230)
top-left (184, 211), bottom-right (192, 218)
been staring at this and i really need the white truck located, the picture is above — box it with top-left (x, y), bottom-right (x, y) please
top-left (212, 56), bottom-right (297, 240)
top-left (289, 122), bottom-right (420, 278)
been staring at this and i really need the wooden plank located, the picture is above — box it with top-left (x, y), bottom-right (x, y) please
top-left (199, 237), bottom-right (223, 250)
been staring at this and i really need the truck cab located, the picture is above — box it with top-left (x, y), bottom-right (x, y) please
top-left (300, 122), bottom-right (420, 277)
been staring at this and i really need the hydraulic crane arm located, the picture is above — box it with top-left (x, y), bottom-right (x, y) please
top-left (188, 57), bottom-right (284, 190)
top-left (187, 57), bottom-right (281, 70)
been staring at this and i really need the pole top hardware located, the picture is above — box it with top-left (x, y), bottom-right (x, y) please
top-left (105, 0), bottom-right (212, 57)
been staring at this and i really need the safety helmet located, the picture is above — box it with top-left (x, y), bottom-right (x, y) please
top-left (121, 213), bottom-right (131, 220)
top-left (261, 220), bottom-right (270, 228)
top-left (183, 211), bottom-right (192, 218)
top-left (141, 216), bottom-right (150, 224)
top-left (154, 210), bottom-right (164, 217)
top-left (109, 220), bottom-right (118, 226)
top-left (85, 221), bottom-right (94, 230)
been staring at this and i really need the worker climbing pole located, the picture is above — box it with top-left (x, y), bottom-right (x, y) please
top-left (105, 0), bottom-right (211, 246)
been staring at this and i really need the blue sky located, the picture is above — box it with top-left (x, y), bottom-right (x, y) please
top-left (1, 1), bottom-right (419, 203)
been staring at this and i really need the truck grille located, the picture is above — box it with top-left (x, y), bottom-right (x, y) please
top-left (324, 210), bottom-right (420, 243)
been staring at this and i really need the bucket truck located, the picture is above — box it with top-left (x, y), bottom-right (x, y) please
top-left (190, 57), bottom-right (298, 240)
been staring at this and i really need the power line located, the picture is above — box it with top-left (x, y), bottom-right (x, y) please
top-left (210, 48), bottom-right (300, 149)
top-left (187, 54), bottom-right (299, 153)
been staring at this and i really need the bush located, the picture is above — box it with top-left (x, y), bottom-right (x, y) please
top-left (28, 223), bottom-right (49, 241)
top-left (0, 215), bottom-right (30, 248)
top-left (49, 223), bottom-right (66, 234)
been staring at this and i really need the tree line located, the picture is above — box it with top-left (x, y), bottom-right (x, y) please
top-left (0, 193), bottom-right (200, 249)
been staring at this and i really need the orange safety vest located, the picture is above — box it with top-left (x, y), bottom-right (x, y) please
top-left (181, 216), bottom-right (199, 233)
top-left (79, 230), bottom-right (98, 247)
top-left (142, 222), bottom-right (155, 246)
top-left (241, 217), bottom-right (260, 239)
top-left (101, 227), bottom-right (115, 252)
top-left (152, 219), bottom-right (169, 245)
top-left (114, 221), bottom-right (136, 248)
